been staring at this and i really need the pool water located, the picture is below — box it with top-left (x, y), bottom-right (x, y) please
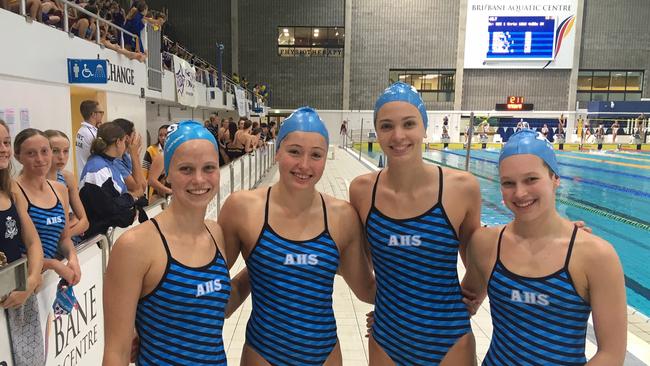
top-left (361, 147), bottom-right (650, 316)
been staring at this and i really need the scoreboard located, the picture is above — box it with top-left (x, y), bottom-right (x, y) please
top-left (496, 96), bottom-right (534, 111)
top-left (486, 16), bottom-right (556, 61)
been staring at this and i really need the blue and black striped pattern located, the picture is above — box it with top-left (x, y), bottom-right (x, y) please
top-left (365, 167), bottom-right (471, 365)
top-left (245, 188), bottom-right (340, 365)
top-left (484, 226), bottom-right (591, 366)
top-left (56, 171), bottom-right (66, 186)
top-left (18, 182), bottom-right (65, 259)
top-left (135, 219), bottom-right (231, 366)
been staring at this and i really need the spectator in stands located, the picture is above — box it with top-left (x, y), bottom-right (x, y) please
top-left (541, 123), bottom-right (549, 140)
top-left (99, 22), bottom-right (146, 62)
top-left (260, 122), bottom-right (271, 142)
top-left (269, 121), bottom-right (277, 139)
top-left (142, 124), bottom-right (167, 180)
top-left (1, 0), bottom-right (42, 22)
top-left (75, 99), bottom-right (103, 176)
top-left (14, 129), bottom-right (81, 284)
top-left (41, 0), bottom-right (63, 27)
top-left (79, 122), bottom-right (145, 239)
top-left (611, 120), bottom-right (620, 142)
top-left (595, 124), bottom-right (605, 143)
top-left (113, 118), bottom-right (147, 197)
top-left (71, 4), bottom-right (97, 41)
top-left (225, 120), bottom-right (245, 160)
top-left (232, 72), bottom-right (240, 85)
top-left (44, 130), bottom-right (89, 240)
top-left (123, 0), bottom-right (165, 53)
top-left (146, 151), bottom-right (171, 202)
top-left (142, 124), bottom-right (167, 201)
top-left (0, 120), bottom-right (45, 366)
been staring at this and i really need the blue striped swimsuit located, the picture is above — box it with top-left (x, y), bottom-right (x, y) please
top-left (365, 167), bottom-right (471, 365)
top-left (17, 182), bottom-right (66, 259)
top-left (245, 187), bottom-right (340, 365)
top-left (135, 218), bottom-right (232, 365)
top-left (484, 225), bottom-right (591, 366)
top-left (56, 171), bottom-right (67, 186)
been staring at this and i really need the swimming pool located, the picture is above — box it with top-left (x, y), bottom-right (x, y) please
top-left (360, 147), bottom-right (650, 317)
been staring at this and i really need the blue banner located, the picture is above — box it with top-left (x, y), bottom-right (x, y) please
top-left (67, 59), bottom-right (108, 84)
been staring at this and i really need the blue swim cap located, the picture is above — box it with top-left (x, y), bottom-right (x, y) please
top-left (276, 107), bottom-right (329, 151)
top-left (374, 81), bottom-right (428, 130)
top-left (163, 120), bottom-right (219, 174)
top-left (499, 129), bottom-right (560, 176)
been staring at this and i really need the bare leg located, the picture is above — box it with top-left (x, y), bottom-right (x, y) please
top-left (241, 341), bottom-right (342, 366)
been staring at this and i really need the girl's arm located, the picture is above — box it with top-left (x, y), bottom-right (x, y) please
top-left (147, 154), bottom-right (172, 196)
top-left (584, 238), bottom-right (627, 365)
top-left (54, 182), bottom-right (81, 285)
top-left (63, 170), bottom-right (89, 238)
top-left (335, 202), bottom-right (376, 304)
top-left (102, 230), bottom-right (149, 366)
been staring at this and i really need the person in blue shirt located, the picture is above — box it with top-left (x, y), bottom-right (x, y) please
top-left (113, 118), bottom-right (147, 198)
top-left (79, 122), bottom-right (140, 239)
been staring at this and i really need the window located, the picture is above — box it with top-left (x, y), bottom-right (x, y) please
top-left (389, 69), bottom-right (456, 103)
top-left (277, 26), bottom-right (344, 57)
top-left (577, 70), bottom-right (644, 102)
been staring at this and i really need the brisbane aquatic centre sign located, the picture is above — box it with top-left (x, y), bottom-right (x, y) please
top-left (465, 0), bottom-right (578, 69)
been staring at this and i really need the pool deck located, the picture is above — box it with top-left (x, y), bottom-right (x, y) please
top-left (223, 146), bottom-right (650, 365)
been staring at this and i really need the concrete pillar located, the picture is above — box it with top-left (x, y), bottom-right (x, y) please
top-left (342, 0), bottom-right (352, 109)
top-left (231, 0), bottom-right (239, 74)
top-left (454, 0), bottom-right (468, 111)
top-left (567, 0), bottom-right (585, 111)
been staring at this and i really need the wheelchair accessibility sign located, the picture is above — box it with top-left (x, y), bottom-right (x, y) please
top-left (67, 59), bottom-right (108, 84)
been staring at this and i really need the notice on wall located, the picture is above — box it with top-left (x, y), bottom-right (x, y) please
top-left (19, 109), bottom-right (29, 131)
top-left (3, 108), bottom-right (16, 138)
top-left (234, 86), bottom-right (249, 118)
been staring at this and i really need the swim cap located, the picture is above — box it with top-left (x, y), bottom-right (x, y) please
top-left (276, 107), bottom-right (329, 151)
top-left (163, 120), bottom-right (219, 174)
top-left (374, 81), bottom-right (428, 130)
top-left (499, 129), bottom-right (559, 176)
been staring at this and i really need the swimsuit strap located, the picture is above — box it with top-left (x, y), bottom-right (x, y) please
top-left (370, 170), bottom-right (382, 207)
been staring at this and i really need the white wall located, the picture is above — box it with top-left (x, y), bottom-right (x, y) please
top-left (0, 76), bottom-right (73, 171)
top-left (0, 11), bottom-right (145, 97)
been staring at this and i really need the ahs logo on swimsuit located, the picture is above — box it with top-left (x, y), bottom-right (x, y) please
top-left (388, 235), bottom-right (421, 247)
top-left (511, 290), bottom-right (550, 306)
top-left (196, 279), bottom-right (222, 297)
top-left (284, 254), bottom-right (319, 265)
top-left (46, 216), bottom-right (64, 225)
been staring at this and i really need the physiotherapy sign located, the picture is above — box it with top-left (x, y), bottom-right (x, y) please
top-left (67, 59), bottom-right (108, 84)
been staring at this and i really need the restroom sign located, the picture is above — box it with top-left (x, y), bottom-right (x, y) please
top-left (67, 59), bottom-right (108, 84)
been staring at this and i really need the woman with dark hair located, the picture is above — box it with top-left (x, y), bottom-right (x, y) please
top-left (79, 122), bottom-right (142, 239)
top-left (123, 0), bottom-right (165, 53)
top-left (14, 128), bottom-right (80, 284)
top-left (44, 130), bottom-right (89, 240)
top-left (0, 121), bottom-right (46, 366)
top-left (225, 120), bottom-right (245, 160)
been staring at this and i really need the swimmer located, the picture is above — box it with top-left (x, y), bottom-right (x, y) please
top-left (464, 130), bottom-right (627, 365)
top-left (44, 130), bottom-right (89, 239)
top-left (219, 107), bottom-right (376, 365)
top-left (350, 81), bottom-right (480, 365)
top-left (103, 121), bottom-right (250, 365)
top-left (611, 120), bottom-right (620, 143)
top-left (14, 129), bottom-right (81, 285)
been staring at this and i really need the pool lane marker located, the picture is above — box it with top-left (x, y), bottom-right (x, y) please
top-left (423, 157), bottom-right (650, 232)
